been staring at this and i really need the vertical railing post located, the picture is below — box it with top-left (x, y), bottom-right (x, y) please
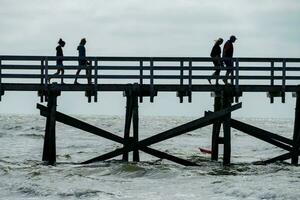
top-left (188, 60), bottom-right (192, 103)
top-left (94, 59), bottom-right (98, 102)
top-left (270, 61), bottom-right (274, 103)
top-left (0, 58), bottom-right (2, 101)
top-left (150, 58), bottom-right (154, 102)
top-left (139, 60), bottom-right (143, 103)
top-left (179, 60), bottom-right (184, 103)
top-left (234, 58), bottom-right (239, 102)
top-left (40, 59), bottom-right (45, 102)
top-left (45, 57), bottom-right (49, 88)
top-left (282, 59), bottom-right (286, 103)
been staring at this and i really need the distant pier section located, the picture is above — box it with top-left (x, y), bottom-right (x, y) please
top-left (0, 55), bottom-right (299, 166)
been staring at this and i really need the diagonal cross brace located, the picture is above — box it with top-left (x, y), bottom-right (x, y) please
top-left (38, 103), bottom-right (196, 165)
top-left (37, 103), bottom-right (124, 144)
top-left (230, 119), bottom-right (293, 151)
top-left (82, 103), bottom-right (242, 164)
top-left (261, 149), bottom-right (300, 164)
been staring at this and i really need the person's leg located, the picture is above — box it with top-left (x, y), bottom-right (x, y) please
top-left (60, 69), bottom-right (65, 84)
top-left (74, 69), bottom-right (81, 84)
top-left (86, 68), bottom-right (92, 84)
top-left (215, 69), bottom-right (220, 85)
top-left (223, 60), bottom-right (232, 84)
top-left (209, 60), bottom-right (219, 84)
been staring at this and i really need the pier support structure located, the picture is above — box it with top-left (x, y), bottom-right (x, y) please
top-left (42, 88), bottom-right (60, 165)
top-left (37, 84), bottom-right (242, 166)
top-left (211, 87), bottom-right (233, 165)
top-left (123, 83), bottom-right (140, 162)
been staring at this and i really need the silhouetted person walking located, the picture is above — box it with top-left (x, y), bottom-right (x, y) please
top-left (209, 38), bottom-right (223, 85)
top-left (49, 38), bottom-right (65, 84)
top-left (74, 38), bottom-right (91, 84)
top-left (223, 35), bottom-right (237, 84)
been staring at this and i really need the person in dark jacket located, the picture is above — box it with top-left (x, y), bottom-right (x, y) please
top-left (49, 38), bottom-right (65, 84)
top-left (74, 38), bottom-right (91, 84)
top-left (209, 38), bottom-right (223, 85)
top-left (222, 35), bottom-right (237, 84)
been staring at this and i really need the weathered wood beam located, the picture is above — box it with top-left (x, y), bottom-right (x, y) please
top-left (211, 96), bottom-right (222, 161)
top-left (139, 103), bottom-right (241, 148)
top-left (37, 104), bottom-right (124, 144)
top-left (292, 92), bottom-right (300, 164)
top-left (223, 112), bottom-right (231, 166)
top-left (132, 91), bottom-right (140, 162)
top-left (81, 148), bottom-right (125, 164)
top-left (42, 92), bottom-right (58, 165)
top-left (123, 91), bottom-right (133, 161)
top-left (231, 119), bottom-right (293, 151)
top-left (261, 149), bottom-right (300, 164)
top-left (139, 146), bottom-right (199, 166)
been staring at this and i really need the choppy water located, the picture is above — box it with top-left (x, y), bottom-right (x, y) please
top-left (0, 115), bottom-right (299, 200)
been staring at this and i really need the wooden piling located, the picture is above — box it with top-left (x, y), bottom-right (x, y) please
top-left (132, 84), bottom-right (140, 161)
top-left (42, 89), bottom-right (59, 165)
top-left (222, 88), bottom-right (233, 165)
top-left (292, 92), bottom-right (300, 165)
top-left (122, 88), bottom-right (133, 161)
top-left (123, 84), bottom-right (140, 162)
top-left (211, 95), bottom-right (222, 161)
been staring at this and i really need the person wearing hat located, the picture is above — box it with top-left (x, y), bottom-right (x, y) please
top-left (222, 35), bottom-right (237, 84)
top-left (209, 37), bottom-right (224, 85)
top-left (74, 38), bottom-right (91, 84)
top-left (49, 38), bottom-right (65, 84)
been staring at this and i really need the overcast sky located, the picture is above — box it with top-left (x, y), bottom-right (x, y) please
top-left (0, 0), bottom-right (299, 118)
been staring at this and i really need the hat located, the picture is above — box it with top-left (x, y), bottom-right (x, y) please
top-left (215, 38), bottom-right (223, 44)
top-left (80, 38), bottom-right (86, 45)
top-left (230, 35), bottom-right (237, 41)
top-left (58, 38), bottom-right (65, 45)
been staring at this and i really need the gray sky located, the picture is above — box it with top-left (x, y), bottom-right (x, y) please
top-left (0, 0), bottom-right (299, 118)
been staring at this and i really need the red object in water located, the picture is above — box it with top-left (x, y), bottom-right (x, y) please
top-left (199, 147), bottom-right (212, 154)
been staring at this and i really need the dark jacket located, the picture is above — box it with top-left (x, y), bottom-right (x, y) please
top-left (77, 45), bottom-right (86, 65)
top-left (222, 40), bottom-right (234, 58)
top-left (210, 44), bottom-right (221, 58)
top-left (56, 45), bottom-right (63, 65)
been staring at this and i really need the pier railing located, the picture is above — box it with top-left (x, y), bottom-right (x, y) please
top-left (0, 56), bottom-right (300, 95)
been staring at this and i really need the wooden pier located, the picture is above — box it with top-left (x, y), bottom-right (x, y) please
top-left (0, 55), bottom-right (300, 166)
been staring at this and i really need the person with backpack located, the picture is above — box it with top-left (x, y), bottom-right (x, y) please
top-left (222, 35), bottom-right (237, 84)
top-left (208, 38), bottom-right (223, 85)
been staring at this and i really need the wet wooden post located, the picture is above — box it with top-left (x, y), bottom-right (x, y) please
top-left (122, 84), bottom-right (140, 162)
top-left (132, 83), bottom-right (140, 161)
top-left (122, 86), bottom-right (133, 161)
top-left (223, 88), bottom-right (233, 165)
top-left (292, 91), bottom-right (300, 165)
top-left (42, 88), bottom-right (60, 165)
top-left (211, 93), bottom-right (222, 161)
